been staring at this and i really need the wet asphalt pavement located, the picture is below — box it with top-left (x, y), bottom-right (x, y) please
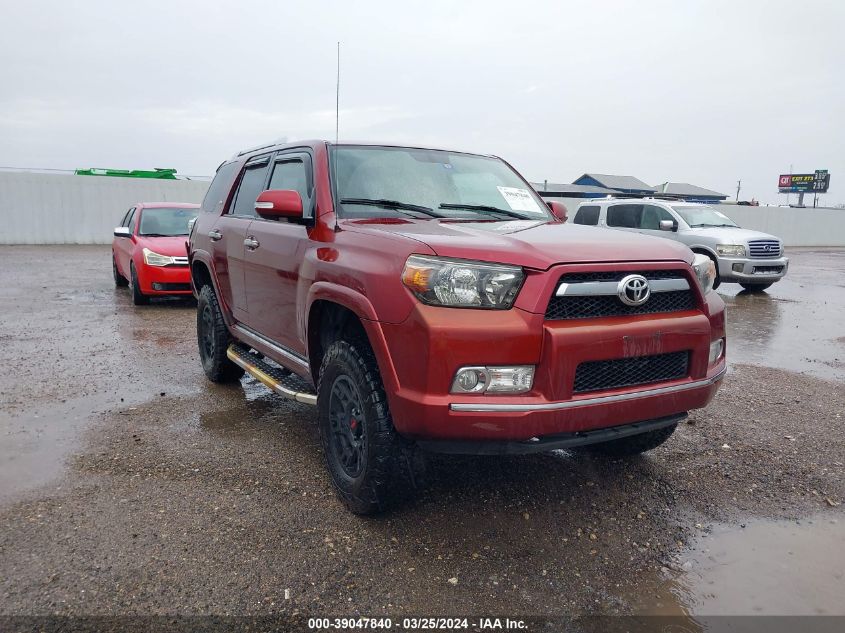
top-left (0, 245), bottom-right (843, 621)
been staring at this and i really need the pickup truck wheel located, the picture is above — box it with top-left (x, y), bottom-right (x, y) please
top-left (112, 253), bottom-right (128, 287)
top-left (318, 339), bottom-right (421, 515)
top-left (129, 263), bottom-right (149, 305)
top-left (739, 282), bottom-right (773, 293)
top-left (584, 423), bottom-right (678, 457)
top-left (196, 285), bottom-right (245, 383)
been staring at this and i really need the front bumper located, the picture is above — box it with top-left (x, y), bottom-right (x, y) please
top-left (376, 281), bottom-right (726, 442)
top-left (135, 262), bottom-right (193, 295)
top-left (717, 255), bottom-right (789, 283)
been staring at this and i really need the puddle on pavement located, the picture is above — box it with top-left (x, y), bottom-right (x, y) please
top-left (721, 251), bottom-right (845, 381)
top-left (625, 514), bottom-right (845, 617)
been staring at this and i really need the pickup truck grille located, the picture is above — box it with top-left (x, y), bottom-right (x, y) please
top-left (546, 270), bottom-right (695, 320)
top-left (748, 240), bottom-right (782, 258)
top-left (573, 351), bottom-right (690, 394)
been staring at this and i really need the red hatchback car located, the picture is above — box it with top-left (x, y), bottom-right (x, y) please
top-left (112, 202), bottom-right (200, 304)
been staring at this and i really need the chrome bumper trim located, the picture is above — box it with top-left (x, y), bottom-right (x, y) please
top-left (449, 366), bottom-right (726, 413)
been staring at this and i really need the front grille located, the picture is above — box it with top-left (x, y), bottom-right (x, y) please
top-left (748, 240), bottom-right (782, 258)
top-left (546, 270), bottom-right (695, 320)
top-left (752, 265), bottom-right (784, 274)
top-left (573, 351), bottom-right (690, 394)
top-left (152, 282), bottom-right (192, 291)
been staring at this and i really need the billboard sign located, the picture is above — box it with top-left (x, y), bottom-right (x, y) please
top-left (779, 170), bottom-right (830, 193)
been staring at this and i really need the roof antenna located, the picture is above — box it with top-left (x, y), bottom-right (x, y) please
top-left (335, 41), bottom-right (341, 144)
top-left (331, 41), bottom-right (341, 231)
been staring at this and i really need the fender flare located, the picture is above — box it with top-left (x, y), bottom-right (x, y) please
top-left (189, 250), bottom-right (236, 325)
top-left (305, 281), bottom-right (400, 396)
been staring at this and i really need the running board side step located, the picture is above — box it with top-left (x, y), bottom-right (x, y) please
top-left (227, 344), bottom-right (317, 405)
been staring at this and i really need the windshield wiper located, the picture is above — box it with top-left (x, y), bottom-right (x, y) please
top-left (438, 203), bottom-right (529, 220)
top-left (340, 198), bottom-right (445, 218)
top-left (692, 223), bottom-right (736, 228)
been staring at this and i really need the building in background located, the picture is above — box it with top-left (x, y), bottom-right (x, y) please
top-left (572, 173), bottom-right (656, 196)
top-left (652, 182), bottom-right (728, 203)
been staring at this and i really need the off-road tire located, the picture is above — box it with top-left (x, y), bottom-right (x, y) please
top-left (113, 253), bottom-right (128, 287)
top-left (317, 338), bottom-right (424, 515)
top-left (739, 282), bottom-right (773, 293)
top-left (585, 423), bottom-right (678, 457)
top-left (129, 263), bottom-right (149, 305)
top-left (196, 285), bottom-right (244, 383)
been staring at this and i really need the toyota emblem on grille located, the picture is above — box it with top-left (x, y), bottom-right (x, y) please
top-left (617, 274), bottom-right (651, 306)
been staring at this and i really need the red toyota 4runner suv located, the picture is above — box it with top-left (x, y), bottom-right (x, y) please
top-left (189, 141), bottom-right (726, 514)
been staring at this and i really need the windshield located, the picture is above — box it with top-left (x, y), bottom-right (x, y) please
top-left (330, 145), bottom-right (551, 221)
top-left (672, 205), bottom-right (738, 228)
top-left (138, 207), bottom-right (199, 236)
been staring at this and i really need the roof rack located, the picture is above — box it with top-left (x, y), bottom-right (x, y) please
top-left (236, 142), bottom-right (277, 157)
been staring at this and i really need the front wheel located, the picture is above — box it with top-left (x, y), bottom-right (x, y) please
top-left (583, 423), bottom-right (678, 457)
top-left (129, 263), bottom-right (149, 305)
top-left (196, 285), bottom-right (244, 383)
top-left (318, 339), bottom-right (423, 515)
top-left (739, 282), bottom-right (773, 293)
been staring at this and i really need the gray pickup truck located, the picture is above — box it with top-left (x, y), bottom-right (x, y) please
top-left (567, 198), bottom-right (788, 292)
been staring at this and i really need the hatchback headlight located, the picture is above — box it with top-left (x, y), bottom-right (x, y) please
top-left (402, 255), bottom-right (524, 309)
top-left (716, 244), bottom-right (746, 257)
top-left (143, 248), bottom-right (176, 267)
top-left (692, 253), bottom-right (716, 295)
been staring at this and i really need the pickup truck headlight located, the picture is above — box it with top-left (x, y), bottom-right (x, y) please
top-left (143, 248), bottom-right (176, 267)
top-left (692, 253), bottom-right (716, 295)
top-left (402, 255), bottom-right (524, 309)
top-left (715, 244), bottom-right (746, 257)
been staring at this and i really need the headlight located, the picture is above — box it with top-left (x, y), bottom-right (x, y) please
top-left (692, 253), bottom-right (716, 295)
top-left (143, 248), bottom-right (176, 267)
top-left (402, 255), bottom-right (524, 309)
top-left (716, 244), bottom-right (746, 257)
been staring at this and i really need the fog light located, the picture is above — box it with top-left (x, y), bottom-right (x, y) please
top-left (709, 339), bottom-right (725, 364)
top-left (451, 365), bottom-right (535, 394)
top-left (732, 263), bottom-right (743, 273)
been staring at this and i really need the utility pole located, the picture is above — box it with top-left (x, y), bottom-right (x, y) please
top-left (735, 180), bottom-right (741, 202)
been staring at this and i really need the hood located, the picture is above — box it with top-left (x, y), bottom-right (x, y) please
top-left (685, 226), bottom-right (781, 244)
top-left (136, 235), bottom-right (190, 257)
top-left (343, 219), bottom-right (693, 270)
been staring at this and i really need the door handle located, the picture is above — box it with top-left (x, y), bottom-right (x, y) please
top-left (208, 229), bottom-right (222, 241)
top-left (244, 237), bottom-right (260, 250)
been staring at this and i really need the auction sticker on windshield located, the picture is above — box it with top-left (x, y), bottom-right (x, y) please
top-left (497, 186), bottom-right (541, 213)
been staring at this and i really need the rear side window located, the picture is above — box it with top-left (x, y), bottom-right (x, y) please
top-left (201, 161), bottom-right (240, 214)
top-left (574, 205), bottom-right (600, 225)
top-left (229, 158), bottom-right (271, 218)
top-left (607, 204), bottom-right (643, 228)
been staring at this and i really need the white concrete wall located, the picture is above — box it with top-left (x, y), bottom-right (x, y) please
top-left (0, 171), bottom-right (210, 244)
top-left (549, 196), bottom-right (845, 247)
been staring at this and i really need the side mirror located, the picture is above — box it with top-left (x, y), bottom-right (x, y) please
top-left (547, 201), bottom-right (568, 223)
top-left (255, 189), bottom-right (303, 220)
top-left (659, 219), bottom-right (678, 232)
top-left (114, 226), bottom-right (131, 238)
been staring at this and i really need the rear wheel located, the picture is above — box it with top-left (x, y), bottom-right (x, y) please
top-left (318, 338), bottom-right (423, 514)
top-left (112, 253), bottom-right (128, 287)
top-left (129, 263), bottom-right (149, 305)
top-left (584, 423), bottom-right (678, 457)
top-left (739, 282), bottom-right (773, 293)
top-left (196, 285), bottom-right (244, 383)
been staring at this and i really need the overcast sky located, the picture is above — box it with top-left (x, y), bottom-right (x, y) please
top-left (2, 0), bottom-right (843, 204)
